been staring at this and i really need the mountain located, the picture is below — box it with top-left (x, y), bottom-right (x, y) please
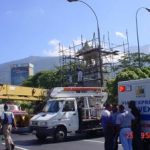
top-left (0, 45), bottom-right (150, 84)
top-left (0, 56), bottom-right (59, 84)
top-left (129, 45), bottom-right (150, 53)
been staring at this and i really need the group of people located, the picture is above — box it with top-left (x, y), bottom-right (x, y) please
top-left (101, 101), bottom-right (142, 150)
top-left (0, 101), bottom-right (144, 150)
top-left (0, 103), bottom-right (16, 150)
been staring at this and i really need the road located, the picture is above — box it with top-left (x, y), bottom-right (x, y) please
top-left (0, 133), bottom-right (123, 150)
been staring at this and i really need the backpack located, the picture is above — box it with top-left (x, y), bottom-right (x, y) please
top-left (2, 113), bottom-right (8, 125)
top-left (2, 112), bottom-right (13, 125)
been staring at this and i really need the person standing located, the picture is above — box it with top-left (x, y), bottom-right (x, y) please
top-left (128, 100), bottom-right (142, 150)
top-left (101, 103), bottom-right (113, 150)
top-left (77, 100), bottom-right (84, 131)
top-left (1, 103), bottom-right (16, 150)
top-left (116, 105), bottom-right (135, 150)
top-left (111, 104), bottom-right (119, 150)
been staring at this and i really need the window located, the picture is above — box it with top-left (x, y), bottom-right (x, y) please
top-left (63, 101), bottom-right (75, 112)
top-left (43, 101), bottom-right (60, 113)
top-left (135, 86), bottom-right (145, 97)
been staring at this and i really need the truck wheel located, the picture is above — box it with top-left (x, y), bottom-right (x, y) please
top-left (54, 127), bottom-right (67, 142)
top-left (36, 133), bottom-right (47, 141)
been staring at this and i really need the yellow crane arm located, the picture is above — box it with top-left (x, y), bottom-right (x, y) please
top-left (0, 84), bottom-right (48, 101)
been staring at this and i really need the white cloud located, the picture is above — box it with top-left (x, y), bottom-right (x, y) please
top-left (48, 39), bottom-right (60, 46)
top-left (73, 37), bottom-right (86, 45)
top-left (43, 39), bottom-right (60, 57)
top-left (44, 38), bottom-right (86, 57)
top-left (43, 37), bottom-right (89, 57)
top-left (115, 32), bottom-right (126, 40)
top-left (43, 39), bottom-right (69, 57)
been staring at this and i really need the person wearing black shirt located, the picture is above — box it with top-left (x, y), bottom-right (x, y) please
top-left (128, 101), bottom-right (142, 150)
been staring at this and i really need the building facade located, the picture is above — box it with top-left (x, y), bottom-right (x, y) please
top-left (11, 63), bottom-right (34, 85)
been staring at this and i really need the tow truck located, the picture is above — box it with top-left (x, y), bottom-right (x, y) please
top-left (30, 87), bottom-right (108, 141)
top-left (0, 84), bottom-right (48, 129)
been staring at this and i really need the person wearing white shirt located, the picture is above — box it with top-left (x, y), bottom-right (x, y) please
top-left (116, 105), bottom-right (135, 150)
top-left (101, 103), bottom-right (113, 150)
top-left (1, 104), bottom-right (16, 150)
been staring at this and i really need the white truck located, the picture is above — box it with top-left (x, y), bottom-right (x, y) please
top-left (118, 78), bottom-right (150, 135)
top-left (30, 87), bottom-right (108, 141)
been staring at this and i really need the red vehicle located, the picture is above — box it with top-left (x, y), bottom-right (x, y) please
top-left (0, 103), bottom-right (29, 128)
top-left (0, 84), bottom-right (48, 128)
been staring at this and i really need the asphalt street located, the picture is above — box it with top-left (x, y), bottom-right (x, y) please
top-left (0, 133), bottom-right (123, 150)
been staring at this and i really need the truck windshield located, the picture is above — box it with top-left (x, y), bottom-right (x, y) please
top-left (43, 101), bottom-right (60, 113)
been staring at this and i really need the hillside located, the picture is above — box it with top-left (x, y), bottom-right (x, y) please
top-left (0, 56), bottom-right (59, 84)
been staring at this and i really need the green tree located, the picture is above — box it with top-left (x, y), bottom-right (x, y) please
top-left (22, 68), bottom-right (66, 89)
top-left (118, 52), bottom-right (150, 69)
top-left (38, 70), bottom-right (62, 88)
top-left (141, 67), bottom-right (150, 77)
top-left (22, 72), bottom-right (43, 87)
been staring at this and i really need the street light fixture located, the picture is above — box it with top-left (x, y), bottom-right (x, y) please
top-left (67, 0), bottom-right (103, 86)
top-left (136, 7), bottom-right (150, 68)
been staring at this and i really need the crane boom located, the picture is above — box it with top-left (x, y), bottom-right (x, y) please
top-left (0, 84), bottom-right (48, 101)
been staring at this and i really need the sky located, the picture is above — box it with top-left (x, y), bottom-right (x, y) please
top-left (0, 0), bottom-right (150, 64)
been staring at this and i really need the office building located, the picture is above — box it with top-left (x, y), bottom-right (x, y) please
top-left (11, 63), bottom-right (34, 85)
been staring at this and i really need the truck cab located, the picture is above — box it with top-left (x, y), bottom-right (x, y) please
top-left (30, 87), bottom-right (108, 141)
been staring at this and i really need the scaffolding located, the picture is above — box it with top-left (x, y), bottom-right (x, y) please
top-left (59, 32), bottom-right (130, 87)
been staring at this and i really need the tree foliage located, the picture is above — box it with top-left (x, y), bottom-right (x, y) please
top-left (22, 63), bottom-right (79, 89)
top-left (22, 70), bottom-right (62, 89)
top-left (118, 52), bottom-right (150, 69)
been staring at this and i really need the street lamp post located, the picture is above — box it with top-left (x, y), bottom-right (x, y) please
top-left (136, 7), bottom-right (150, 68)
top-left (67, 0), bottom-right (103, 86)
